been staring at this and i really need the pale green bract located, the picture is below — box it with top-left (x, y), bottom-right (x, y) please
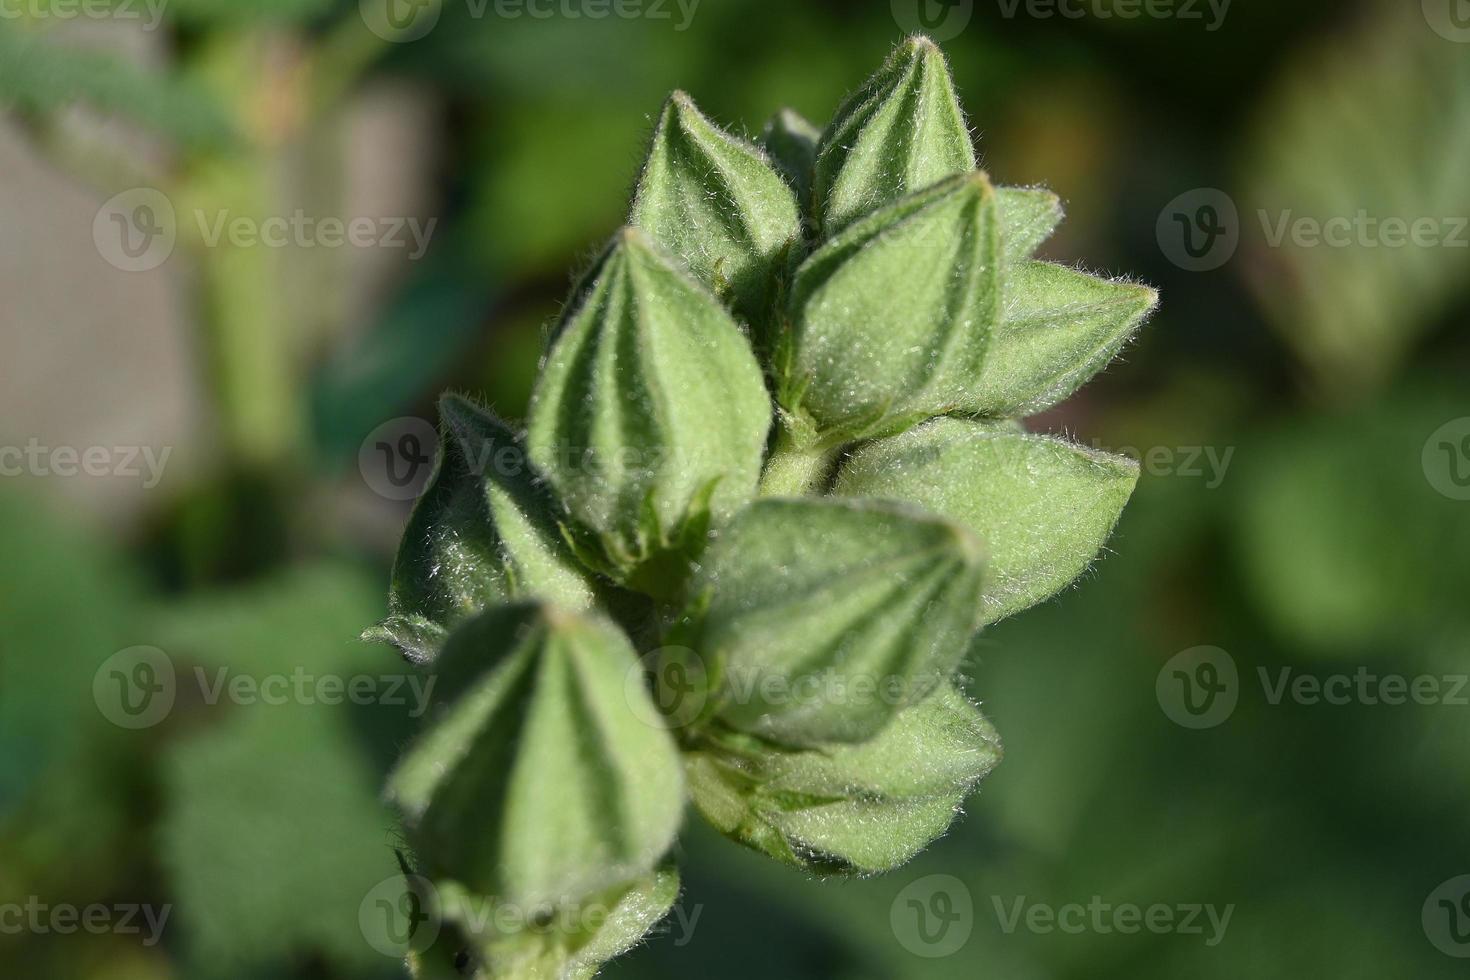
top-left (835, 417), bottom-right (1140, 624)
top-left (686, 685), bottom-right (1001, 874)
top-left (369, 35), bottom-right (1155, 979)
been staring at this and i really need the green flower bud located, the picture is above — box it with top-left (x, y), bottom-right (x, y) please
top-left (365, 395), bottom-right (597, 663)
top-left (813, 35), bottom-right (976, 236)
top-left (835, 417), bottom-right (1139, 624)
top-left (975, 261), bottom-right (1158, 418)
top-left (783, 172), bottom-right (1000, 439)
top-left (691, 498), bottom-right (987, 746)
top-left (527, 229), bottom-right (772, 594)
top-left (760, 107), bottom-right (821, 217)
top-left (390, 603), bottom-right (685, 912)
top-left (631, 92), bottom-right (802, 332)
top-left (687, 685), bottom-right (1001, 874)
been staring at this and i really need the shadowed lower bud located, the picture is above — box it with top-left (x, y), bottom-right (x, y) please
top-left (813, 36), bottom-right (976, 237)
top-left (687, 685), bottom-right (1001, 875)
top-left (363, 396), bottom-right (597, 663)
top-left (389, 603), bottom-right (685, 913)
top-left (409, 866), bottom-right (680, 980)
top-left (835, 417), bottom-right (1140, 624)
top-left (689, 498), bottom-right (986, 746)
top-left (631, 92), bottom-right (802, 333)
top-left (527, 229), bottom-right (772, 594)
top-left (783, 172), bottom-right (1001, 441)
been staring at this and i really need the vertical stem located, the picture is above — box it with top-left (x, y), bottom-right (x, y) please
top-left (759, 427), bottom-right (840, 497)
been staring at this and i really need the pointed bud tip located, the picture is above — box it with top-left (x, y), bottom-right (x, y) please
top-left (614, 225), bottom-right (653, 250)
top-left (1129, 282), bottom-right (1162, 311)
top-left (944, 519), bottom-right (988, 568)
top-left (962, 169), bottom-right (996, 194)
top-left (663, 90), bottom-right (705, 123)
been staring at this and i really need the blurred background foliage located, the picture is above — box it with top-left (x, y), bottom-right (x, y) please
top-left (1, 0), bottom-right (1468, 977)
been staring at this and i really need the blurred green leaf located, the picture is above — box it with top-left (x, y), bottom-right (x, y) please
top-left (1242, 2), bottom-right (1470, 393)
top-left (0, 24), bottom-right (236, 151)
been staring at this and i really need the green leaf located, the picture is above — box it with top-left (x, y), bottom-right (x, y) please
top-left (973, 262), bottom-right (1157, 419)
top-left (835, 417), bottom-right (1139, 624)
top-left (784, 172), bottom-right (1001, 439)
top-left (390, 604), bottom-right (684, 912)
top-left (631, 92), bottom-right (802, 332)
top-left (760, 108), bottom-right (821, 217)
top-left (1242, 2), bottom-right (1470, 393)
top-left (527, 229), bottom-right (772, 591)
top-left (812, 35), bottom-right (975, 237)
top-left (690, 498), bottom-right (986, 746)
top-left (0, 25), bottom-right (236, 151)
top-left (687, 685), bottom-right (1001, 874)
top-left (368, 395), bottom-right (596, 663)
top-left (155, 567), bottom-right (406, 978)
top-left (997, 186), bottom-right (1064, 267)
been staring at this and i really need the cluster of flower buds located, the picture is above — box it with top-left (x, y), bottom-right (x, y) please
top-left (367, 35), bottom-right (1155, 979)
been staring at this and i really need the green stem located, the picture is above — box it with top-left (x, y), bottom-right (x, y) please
top-left (759, 429), bottom-right (840, 497)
